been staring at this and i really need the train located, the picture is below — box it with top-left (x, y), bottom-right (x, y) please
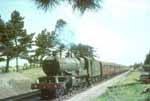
top-left (31, 55), bottom-right (128, 99)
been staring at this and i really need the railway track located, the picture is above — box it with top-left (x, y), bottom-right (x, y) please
top-left (0, 80), bottom-right (103, 101)
top-left (1, 90), bottom-right (40, 101)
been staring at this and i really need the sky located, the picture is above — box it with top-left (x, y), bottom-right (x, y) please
top-left (0, 0), bottom-right (150, 66)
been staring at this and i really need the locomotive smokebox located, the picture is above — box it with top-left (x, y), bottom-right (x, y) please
top-left (42, 56), bottom-right (81, 76)
top-left (42, 56), bottom-right (60, 76)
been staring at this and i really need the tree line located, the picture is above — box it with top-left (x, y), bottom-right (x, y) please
top-left (144, 52), bottom-right (150, 66)
top-left (0, 10), bottom-right (96, 73)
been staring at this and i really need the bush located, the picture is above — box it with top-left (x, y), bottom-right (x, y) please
top-left (143, 65), bottom-right (150, 71)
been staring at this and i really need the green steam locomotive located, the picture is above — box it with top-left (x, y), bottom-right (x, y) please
top-left (31, 56), bottom-right (128, 99)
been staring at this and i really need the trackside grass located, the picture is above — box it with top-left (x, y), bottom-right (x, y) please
top-left (19, 67), bottom-right (46, 82)
top-left (0, 67), bottom-right (45, 99)
top-left (96, 70), bottom-right (150, 101)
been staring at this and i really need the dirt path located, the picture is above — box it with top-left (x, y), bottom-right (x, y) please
top-left (65, 71), bottom-right (130, 101)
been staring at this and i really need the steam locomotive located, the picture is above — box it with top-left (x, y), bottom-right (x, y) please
top-left (31, 55), bottom-right (128, 99)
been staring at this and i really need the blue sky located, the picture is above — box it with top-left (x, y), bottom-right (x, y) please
top-left (0, 0), bottom-right (150, 65)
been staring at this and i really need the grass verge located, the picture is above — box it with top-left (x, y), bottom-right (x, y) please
top-left (96, 70), bottom-right (150, 101)
top-left (19, 67), bottom-right (46, 82)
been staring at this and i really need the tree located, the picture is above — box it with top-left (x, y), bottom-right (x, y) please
top-left (133, 62), bottom-right (142, 69)
top-left (35, 29), bottom-right (56, 48)
top-left (35, 29), bottom-right (56, 65)
top-left (54, 19), bottom-right (75, 49)
top-left (54, 19), bottom-right (67, 40)
top-left (70, 43), bottom-right (95, 57)
top-left (0, 16), bottom-right (14, 72)
top-left (19, 33), bottom-right (35, 67)
top-left (33, 0), bottom-right (102, 13)
top-left (0, 16), bottom-right (5, 34)
top-left (18, 32), bottom-right (35, 57)
top-left (0, 16), bottom-right (6, 70)
top-left (7, 10), bottom-right (29, 72)
top-left (55, 19), bottom-right (67, 31)
top-left (0, 16), bottom-right (6, 51)
top-left (0, 16), bottom-right (7, 50)
top-left (144, 51), bottom-right (150, 65)
top-left (54, 19), bottom-right (68, 46)
top-left (2, 42), bottom-right (14, 72)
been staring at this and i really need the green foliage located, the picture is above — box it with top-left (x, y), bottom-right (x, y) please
top-left (35, 29), bottom-right (56, 64)
top-left (34, 0), bottom-right (60, 11)
top-left (34, 0), bottom-right (102, 13)
top-left (54, 19), bottom-right (67, 46)
top-left (143, 64), bottom-right (150, 72)
top-left (0, 11), bottom-right (34, 72)
top-left (143, 65), bottom-right (150, 68)
top-left (0, 16), bottom-right (8, 48)
top-left (97, 70), bottom-right (150, 101)
top-left (117, 70), bottom-right (141, 85)
top-left (70, 43), bottom-right (95, 57)
top-left (132, 63), bottom-right (142, 69)
top-left (0, 16), bottom-right (14, 72)
top-left (6, 10), bottom-right (31, 72)
top-left (55, 19), bottom-right (67, 31)
top-left (36, 29), bottom-right (53, 48)
top-left (35, 29), bottom-right (56, 49)
top-left (70, 0), bottom-right (101, 13)
top-left (0, 57), bottom-right (5, 61)
top-left (0, 17), bottom-right (6, 53)
top-left (144, 52), bottom-right (150, 65)
top-left (97, 84), bottom-right (150, 101)
top-left (34, 19), bottom-right (68, 61)
top-left (0, 16), bottom-right (5, 33)
top-left (19, 33), bottom-right (34, 65)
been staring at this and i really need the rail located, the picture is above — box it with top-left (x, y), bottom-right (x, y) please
top-left (1, 90), bottom-right (40, 101)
